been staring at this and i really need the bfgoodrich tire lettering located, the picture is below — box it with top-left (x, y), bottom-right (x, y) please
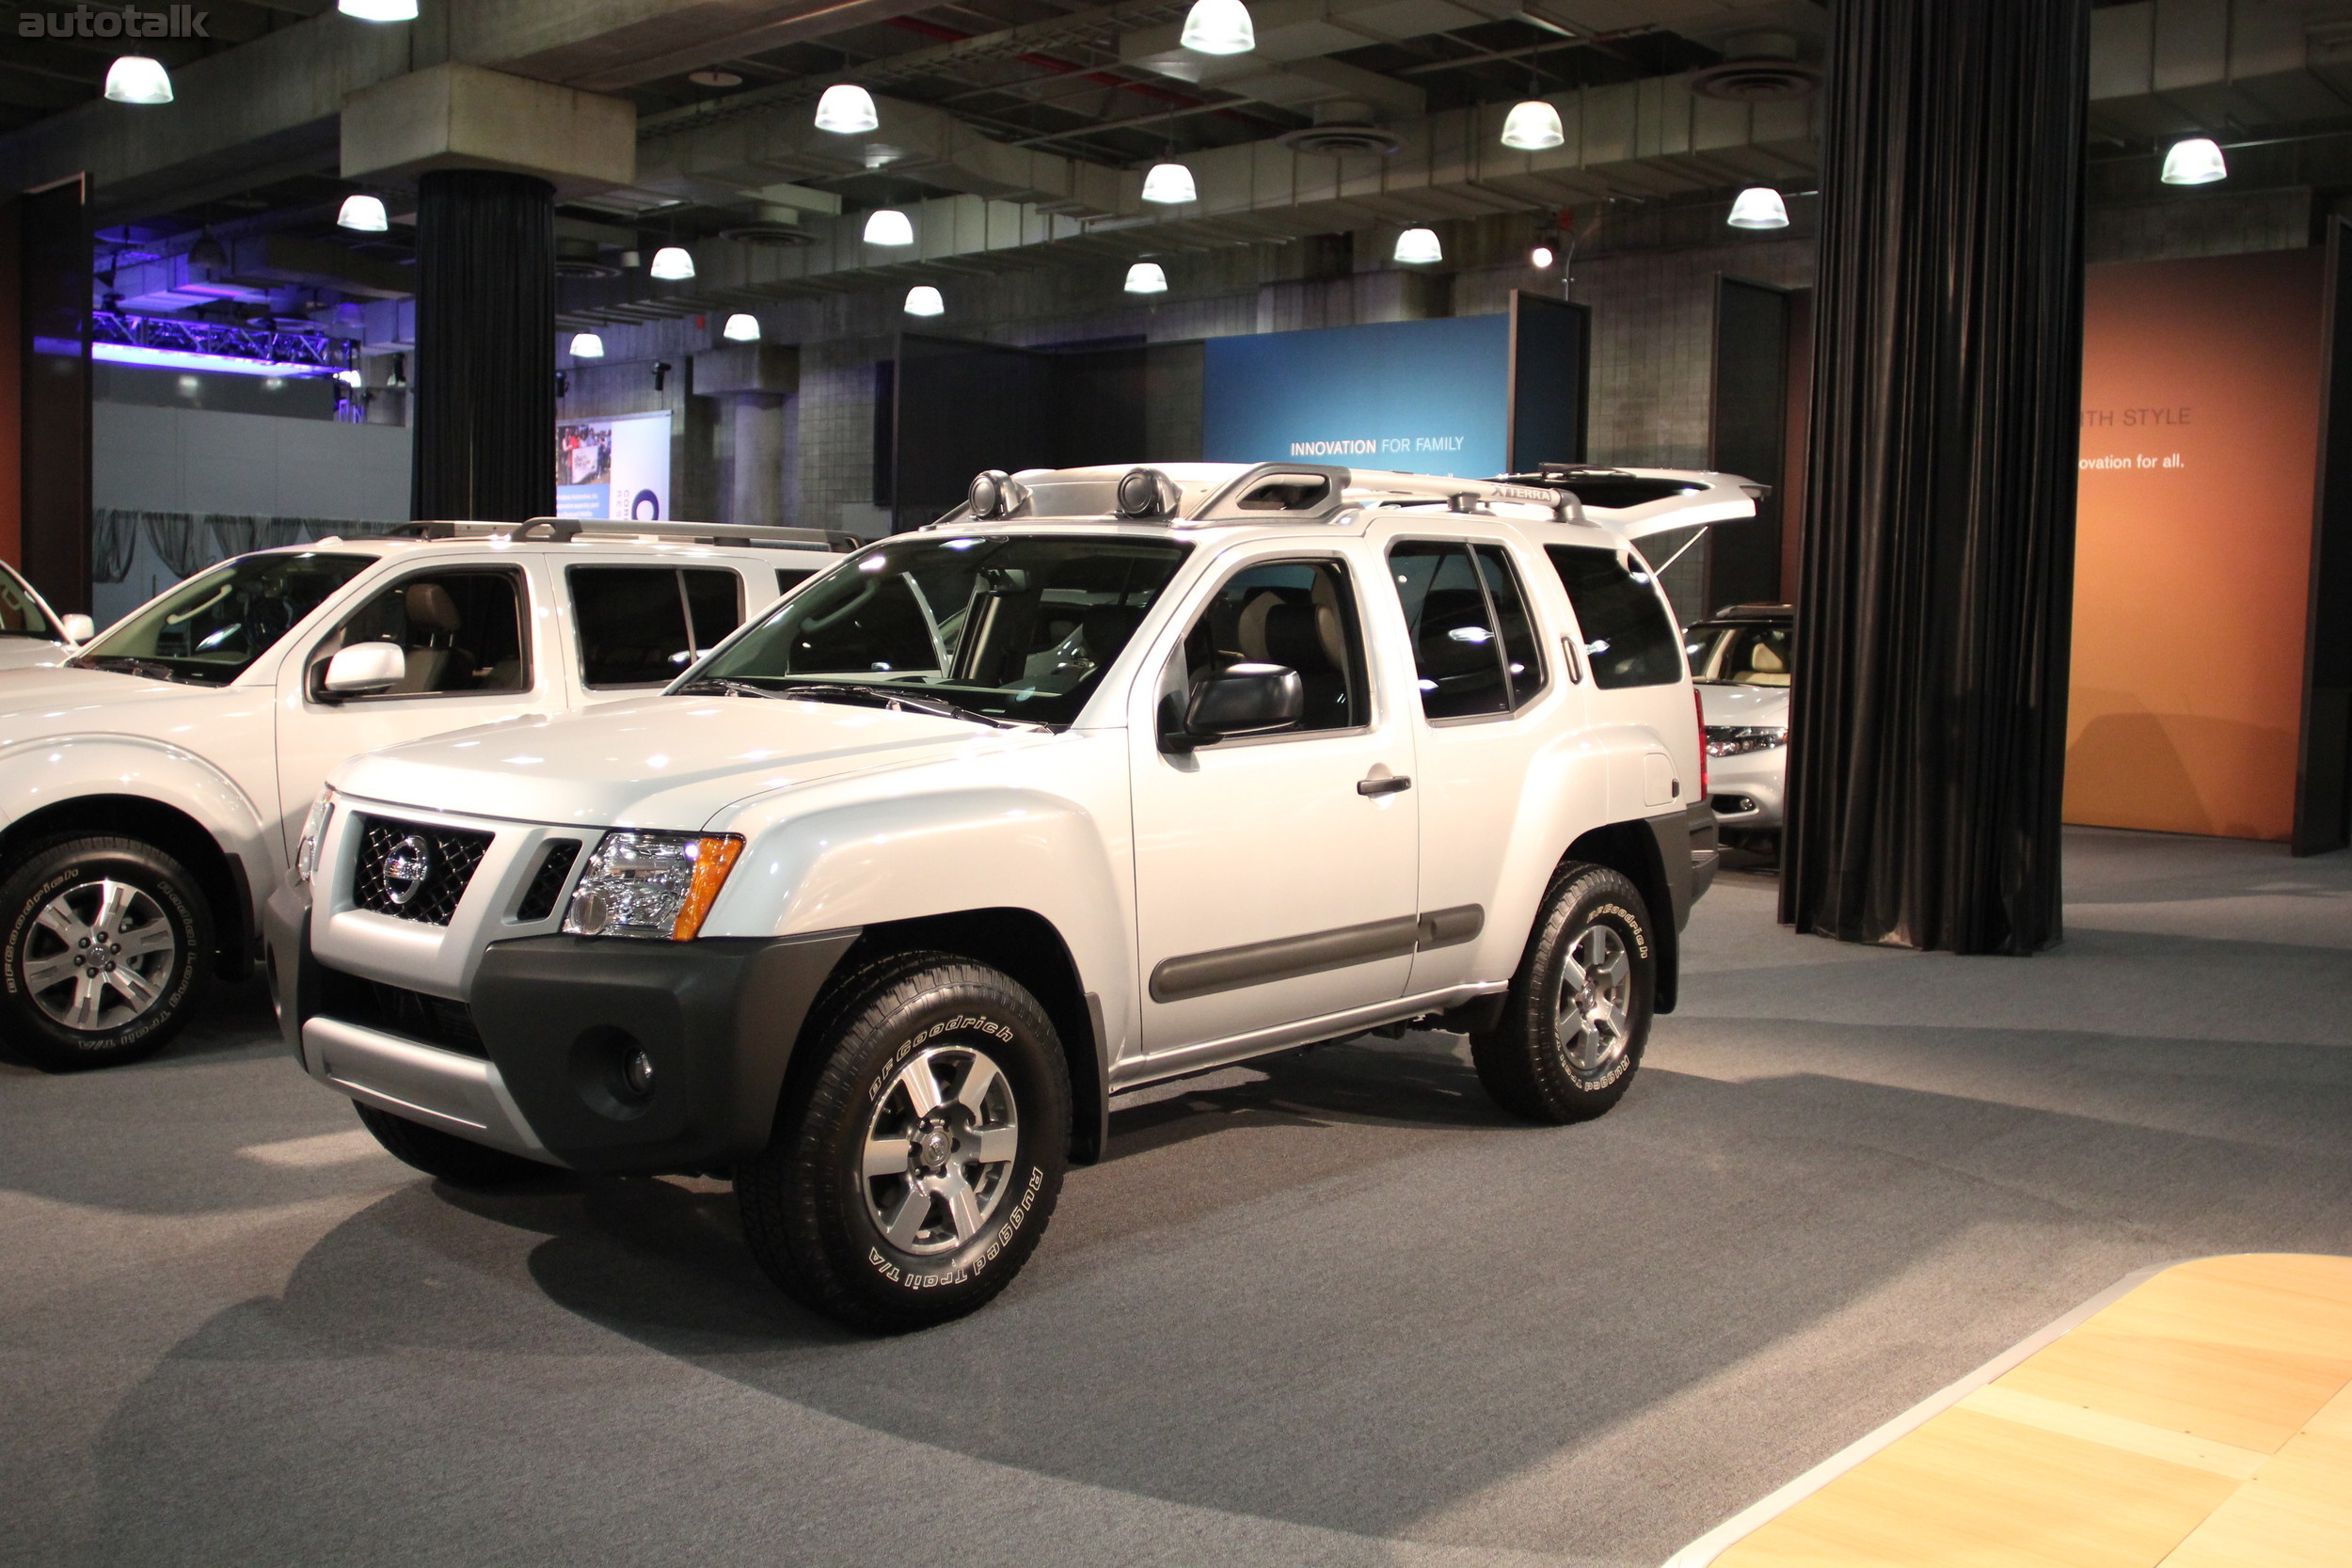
top-left (1471, 863), bottom-right (1656, 1124)
top-left (0, 835), bottom-right (211, 1071)
top-left (736, 950), bottom-right (1070, 1333)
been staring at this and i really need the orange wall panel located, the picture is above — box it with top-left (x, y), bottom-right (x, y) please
top-left (2067, 249), bottom-right (2321, 841)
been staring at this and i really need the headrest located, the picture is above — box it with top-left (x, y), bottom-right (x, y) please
top-left (1080, 603), bottom-right (1143, 663)
top-left (1749, 641), bottom-right (1786, 673)
top-left (405, 582), bottom-right (462, 632)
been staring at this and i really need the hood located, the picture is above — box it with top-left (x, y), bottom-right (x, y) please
top-left (332, 692), bottom-right (1056, 830)
top-left (1696, 682), bottom-right (1790, 727)
top-left (0, 663), bottom-right (240, 752)
top-left (0, 639), bottom-right (72, 673)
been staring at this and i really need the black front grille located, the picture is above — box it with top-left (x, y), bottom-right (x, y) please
top-left (516, 839), bottom-right (581, 922)
top-left (350, 815), bottom-right (492, 926)
top-left (316, 963), bottom-right (486, 1058)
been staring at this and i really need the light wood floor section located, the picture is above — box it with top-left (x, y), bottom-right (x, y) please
top-left (1709, 1254), bottom-right (2352, 1567)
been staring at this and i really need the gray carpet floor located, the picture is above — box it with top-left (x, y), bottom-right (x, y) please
top-left (5, 826), bottom-right (2349, 1567)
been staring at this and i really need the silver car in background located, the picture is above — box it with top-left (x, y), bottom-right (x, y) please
top-left (1686, 603), bottom-right (1791, 852)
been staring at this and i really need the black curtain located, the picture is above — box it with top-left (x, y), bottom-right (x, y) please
top-left (411, 171), bottom-right (554, 523)
top-left (20, 182), bottom-right (89, 612)
top-left (2296, 216), bottom-right (2352, 855)
top-left (1779, 0), bottom-right (2089, 955)
top-left (1708, 277), bottom-right (1789, 609)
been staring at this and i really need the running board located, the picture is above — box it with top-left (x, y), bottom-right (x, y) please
top-left (1107, 981), bottom-right (1510, 1093)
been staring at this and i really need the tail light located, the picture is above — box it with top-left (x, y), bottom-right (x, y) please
top-left (1694, 689), bottom-right (1708, 802)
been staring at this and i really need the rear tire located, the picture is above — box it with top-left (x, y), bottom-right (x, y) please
top-left (736, 950), bottom-right (1069, 1333)
top-left (1472, 863), bottom-right (1655, 1124)
top-left (0, 835), bottom-right (211, 1071)
top-left (353, 1101), bottom-right (556, 1188)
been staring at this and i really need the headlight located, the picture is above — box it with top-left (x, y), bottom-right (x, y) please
top-left (1705, 724), bottom-right (1788, 757)
top-left (563, 831), bottom-right (745, 941)
top-left (294, 788), bottom-right (335, 883)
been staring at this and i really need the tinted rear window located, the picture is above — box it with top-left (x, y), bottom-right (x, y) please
top-left (1545, 545), bottom-right (1683, 689)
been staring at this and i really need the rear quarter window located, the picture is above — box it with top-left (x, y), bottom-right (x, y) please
top-left (1544, 544), bottom-right (1684, 689)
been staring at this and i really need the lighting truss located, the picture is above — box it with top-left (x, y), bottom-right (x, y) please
top-left (90, 310), bottom-right (358, 376)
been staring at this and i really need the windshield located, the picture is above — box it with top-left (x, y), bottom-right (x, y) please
top-left (77, 551), bottom-right (372, 686)
top-left (688, 532), bottom-right (1192, 728)
top-left (1684, 619), bottom-right (1792, 687)
top-left (0, 561), bottom-right (56, 641)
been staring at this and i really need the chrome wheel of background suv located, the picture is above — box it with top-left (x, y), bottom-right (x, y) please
top-left (22, 879), bottom-right (179, 1032)
top-left (862, 1043), bottom-right (1022, 1256)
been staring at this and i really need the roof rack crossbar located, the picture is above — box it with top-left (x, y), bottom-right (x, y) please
top-left (404, 518), bottom-right (861, 551)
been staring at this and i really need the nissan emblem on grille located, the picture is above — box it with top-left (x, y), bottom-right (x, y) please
top-left (380, 835), bottom-right (433, 907)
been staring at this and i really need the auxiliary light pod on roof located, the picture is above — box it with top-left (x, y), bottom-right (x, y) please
top-left (1115, 467), bottom-right (1183, 519)
top-left (967, 469), bottom-right (1030, 518)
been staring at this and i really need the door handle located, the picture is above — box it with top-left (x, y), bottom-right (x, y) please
top-left (1357, 773), bottom-right (1412, 797)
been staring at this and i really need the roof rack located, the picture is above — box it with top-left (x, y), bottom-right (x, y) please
top-left (394, 518), bottom-right (860, 552)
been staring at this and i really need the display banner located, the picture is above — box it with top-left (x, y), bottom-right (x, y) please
top-left (555, 411), bottom-right (672, 521)
top-left (1202, 315), bottom-right (1510, 478)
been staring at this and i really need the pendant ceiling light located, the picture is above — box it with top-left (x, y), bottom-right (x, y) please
top-left (569, 333), bottom-right (606, 358)
top-left (864, 208), bottom-right (915, 245)
top-left (1180, 0), bottom-right (1255, 55)
top-left (336, 194), bottom-right (389, 232)
top-left (1140, 163), bottom-right (1198, 204)
top-left (339, 0), bottom-right (419, 18)
top-left (815, 84), bottom-right (881, 135)
top-left (184, 229), bottom-right (226, 273)
top-left (1125, 261), bottom-right (1168, 294)
top-left (1530, 245), bottom-right (1554, 269)
top-left (723, 313), bottom-right (761, 341)
top-left (1500, 100), bottom-right (1565, 151)
top-left (1392, 227), bottom-right (1442, 264)
top-left (2160, 136), bottom-right (2227, 184)
top-left (648, 245), bottom-right (696, 279)
top-left (1725, 187), bottom-right (1789, 229)
top-left (904, 286), bottom-right (945, 317)
top-left (103, 56), bottom-right (173, 104)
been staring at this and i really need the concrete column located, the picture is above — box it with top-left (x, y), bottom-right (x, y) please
top-left (729, 394), bottom-right (787, 528)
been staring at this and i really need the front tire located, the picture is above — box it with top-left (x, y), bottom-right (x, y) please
top-left (0, 835), bottom-right (211, 1070)
top-left (736, 951), bottom-right (1070, 1333)
top-left (353, 1101), bottom-right (556, 1188)
top-left (1471, 863), bottom-right (1656, 1124)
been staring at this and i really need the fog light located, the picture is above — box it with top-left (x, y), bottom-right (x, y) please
top-left (623, 1049), bottom-right (655, 1099)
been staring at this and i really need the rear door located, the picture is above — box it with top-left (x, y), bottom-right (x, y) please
top-left (561, 559), bottom-right (755, 695)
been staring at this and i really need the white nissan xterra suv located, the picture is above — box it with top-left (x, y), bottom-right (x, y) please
top-left (268, 462), bottom-right (1752, 1331)
top-left (0, 519), bottom-right (849, 1069)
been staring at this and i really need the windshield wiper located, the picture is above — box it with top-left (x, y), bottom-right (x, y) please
top-left (75, 654), bottom-right (183, 684)
top-left (763, 680), bottom-right (1025, 730)
top-left (675, 677), bottom-right (786, 701)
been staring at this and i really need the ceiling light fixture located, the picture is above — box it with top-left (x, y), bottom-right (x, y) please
top-left (339, 0), bottom-right (420, 18)
top-left (864, 208), bottom-right (915, 245)
top-left (1500, 100), bottom-right (1565, 151)
top-left (905, 286), bottom-right (945, 316)
top-left (1392, 227), bottom-right (1442, 264)
top-left (569, 333), bottom-right (606, 358)
top-left (1140, 163), bottom-right (1198, 204)
top-left (184, 229), bottom-right (226, 273)
top-left (723, 313), bottom-right (761, 341)
top-left (337, 194), bottom-right (389, 232)
top-left (103, 56), bottom-right (173, 104)
top-left (1725, 187), bottom-right (1789, 229)
top-left (2160, 136), bottom-right (2227, 184)
top-left (815, 84), bottom-right (881, 135)
top-left (1125, 261), bottom-right (1168, 294)
top-left (1531, 245), bottom-right (1554, 268)
top-left (648, 245), bottom-right (696, 279)
top-left (1181, 0), bottom-right (1255, 55)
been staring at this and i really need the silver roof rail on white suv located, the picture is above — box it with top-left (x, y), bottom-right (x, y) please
top-left (394, 518), bottom-right (863, 551)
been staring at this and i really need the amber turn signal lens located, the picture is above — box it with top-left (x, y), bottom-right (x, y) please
top-left (670, 835), bottom-right (745, 941)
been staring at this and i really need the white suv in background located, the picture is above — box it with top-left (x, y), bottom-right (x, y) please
top-left (0, 519), bottom-right (849, 1070)
top-left (0, 558), bottom-right (93, 672)
top-left (269, 462), bottom-right (1752, 1332)
top-left (1684, 603), bottom-right (1793, 848)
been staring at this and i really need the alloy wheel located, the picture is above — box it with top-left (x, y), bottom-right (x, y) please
top-left (860, 1043), bottom-right (1021, 1256)
top-left (1554, 922), bottom-right (1632, 1084)
top-left (21, 879), bottom-right (179, 1033)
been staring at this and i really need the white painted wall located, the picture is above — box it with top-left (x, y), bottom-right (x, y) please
top-left (91, 404), bottom-right (412, 627)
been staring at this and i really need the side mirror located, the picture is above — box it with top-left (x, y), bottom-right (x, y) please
top-left (1166, 662), bottom-right (1303, 752)
top-left (59, 613), bottom-right (94, 644)
top-left (322, 641), bottom-right (405, 696)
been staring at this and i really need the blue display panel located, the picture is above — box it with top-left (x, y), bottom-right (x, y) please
top-left (1201, 314), bottom-right (1511, 478)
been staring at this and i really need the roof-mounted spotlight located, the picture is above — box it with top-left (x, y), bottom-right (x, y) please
top-left (1116, 467), bottom-right (1181, 520)
top-left (968, 469), bottom-right (1028, 518)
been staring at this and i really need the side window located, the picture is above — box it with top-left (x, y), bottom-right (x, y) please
top-left (1544, 545), bottom-right (1683, 689)
top-left (570, 566), bottom-right (744, 688)
top-left (1390, 540), bottom-right (1546, 719)
top-left (0, 565), bottom-right (54, 638)
top-left (775, 566), bottom-right (820, 597)
top-left (312, 568), bottom-right (530, 699)
top-left (1158, 559), bottom-right (1366, 736)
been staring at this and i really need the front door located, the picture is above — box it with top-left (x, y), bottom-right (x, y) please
top-left (1128, 549), bottom-right (1419, 1056)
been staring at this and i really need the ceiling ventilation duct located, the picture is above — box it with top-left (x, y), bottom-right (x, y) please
top-left (1691, 32), bottom-right (1819, 103)
top-left (1277, 101), bottom-right (1402, 158)
top-left (717, 204), bottom-right (818, 245)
